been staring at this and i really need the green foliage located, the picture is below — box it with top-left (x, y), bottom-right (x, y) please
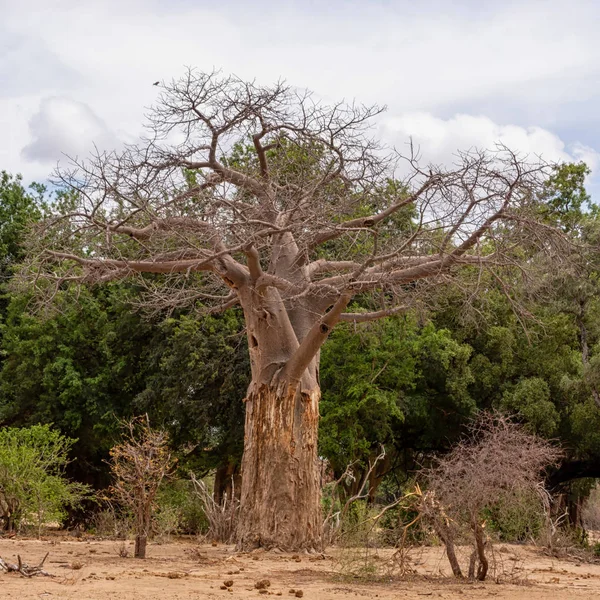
top-left (0, 285), bottom-right (154, 486)
top-left (483, 490), bottom-right (546, 542)
top-left (0, 171), bottom-right (44, 280)
top-left (0, 279), bottom-right (248, 486)
top-left (134, 310), bottom-right (248, 473)
top-left (0, 424), bottom-right (90, 534)
top-left (320, 315), bottom-right (474, 479)
top-left (540, 162), bottom-right (591, 232)
top-left (320, 317), bottom-right (412, 473)
top-left (501, 378), bottom-right (560, 436)
top-left (155, 479), bottom-right (208, 536)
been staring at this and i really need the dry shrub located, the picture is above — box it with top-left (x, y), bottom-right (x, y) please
top-left (538, 503), bottom-right (600, 563)
top-left (190, 473), bottom-right (239, 544)
top-left (583, 485), bottom-right (600, 531)
top-left (92, 504), bottom-right (132, 539)
top-left (332, 496), bottom-right (426, 581)
top-left (322, 448), bottom-right (390, 549)
top-left (109, 416), bottom-right (175, 558)
top-left (153, 504), bottom-right (181, 543)
top-left (327, 452), bottom-right (424, 580)
top-left (421, 412), bottom-right (560, 581)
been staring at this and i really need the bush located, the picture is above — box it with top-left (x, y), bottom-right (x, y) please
top-left (421, 412), bottom-right (560, 580)
top-left (190, 473), bottom-right (239, 543)
top-left (155, 479), bottom-right (208, 537)
top-left (109, 416), bottom-right (175, 558)
top-left (0, 424), bottom-right (91, 536)
top-left (484, 490), bottom-right (546, 542)
top-left (91, 506), bottom-right (132, 539)
top-left (379, 502), bottom-right (427, 546)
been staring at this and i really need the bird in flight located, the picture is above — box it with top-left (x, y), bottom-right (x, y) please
top-left (153, 81), bottom-right (160, 86)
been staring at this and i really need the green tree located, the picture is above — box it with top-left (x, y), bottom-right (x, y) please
top-left (0, 172), bottom-right (44, 282)
top-left (0, 424), bottom-right (90, 535)
top-left (134, 310), bottom-right (249, 491)
top-left (0, 285), bottom-right (153, 487)
top-left (320, 315), bottom-right (474, 500)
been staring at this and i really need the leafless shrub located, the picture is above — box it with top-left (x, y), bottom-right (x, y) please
top-left (92, 503), bottom-right (132, 539)
top-left (117, 542), bottom-right (130, 558)
top-left (420, 412), bottom-right (560, 580)
top-left (109, 416), bottom-right (175, 558)
top-left (332, 490), bottom-right (427, 581)
top-left (322, 448), bottom-right (388, 548)
top-left (327, 450), bottom-right (424, 580)
top-left (538, 499), bottom-right (600, 563)
top-left (583, 485), bottom-right (600, 531)
top-left (190, 473), bottom-right (239, 544)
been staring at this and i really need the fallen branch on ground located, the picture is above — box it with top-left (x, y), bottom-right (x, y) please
top-left (0, 552), bottom-right (54, 577)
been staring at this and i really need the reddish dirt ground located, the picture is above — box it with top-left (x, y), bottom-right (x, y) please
top-left (1, 536), bottom-right (599, 599)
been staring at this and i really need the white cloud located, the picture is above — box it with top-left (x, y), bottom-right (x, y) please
top-left (1, 0), bottom-right (599, 188)
top-left (570, 143), bottom-right (600, 174)
top-left (21, 97), bottom-right (119, 164)
top-left (0, 31), bottom-right (80, 98)
top-left (383, 113), bottom-right (600, 174)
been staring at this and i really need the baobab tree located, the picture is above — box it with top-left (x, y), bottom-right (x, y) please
top-left (24, 70), bottom-right (566, 551)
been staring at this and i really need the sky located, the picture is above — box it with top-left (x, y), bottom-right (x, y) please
top-left (2, 0), bottom-right (600, 194)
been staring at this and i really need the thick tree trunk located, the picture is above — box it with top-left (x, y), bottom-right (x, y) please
top-left (237, 382), bottom-right (322, 551)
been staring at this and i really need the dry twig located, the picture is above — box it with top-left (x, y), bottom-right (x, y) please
top-left (0, 552), bottom-right (53, 577)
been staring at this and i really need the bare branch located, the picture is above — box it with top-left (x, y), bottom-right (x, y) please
top-left (339, 304), bottom-right (408, 323)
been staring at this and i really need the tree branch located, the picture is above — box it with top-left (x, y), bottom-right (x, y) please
top-left (339, 305), bottom-right (408, 322)
top-left (308, 179), bottom-right (436, 249)
top-left (283, 292), bottom-right (352, 384)
top-left (44, 251), bottom-right (218, 275)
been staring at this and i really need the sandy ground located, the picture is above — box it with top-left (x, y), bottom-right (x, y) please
top-left (0, 535), bottom-right (599, 599)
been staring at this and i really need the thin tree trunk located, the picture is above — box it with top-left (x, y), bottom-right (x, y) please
top-left (135, 512), bottom-right (151, 558)
top-left (134, 534), bottom-right (147, 559)
top-left (472, 520), bottom-right (488, 581)
top-left (468, 549), bottom-right (477, 579)
top-left (237, 382), bottom-right (322, 551)
top-left (435, 520), bottom-right (462, 578)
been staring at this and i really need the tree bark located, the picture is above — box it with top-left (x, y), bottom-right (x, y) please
top-left (134, 534), bottom-right (147, 559)
top-left (135, 510), bottom-right (151, 558)
top-left (237, 382), bottom-right (322, 551)
top-left (472, 520), bottom-right (488, 581)
top-left (434, 519), bottom-right (462, 578)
